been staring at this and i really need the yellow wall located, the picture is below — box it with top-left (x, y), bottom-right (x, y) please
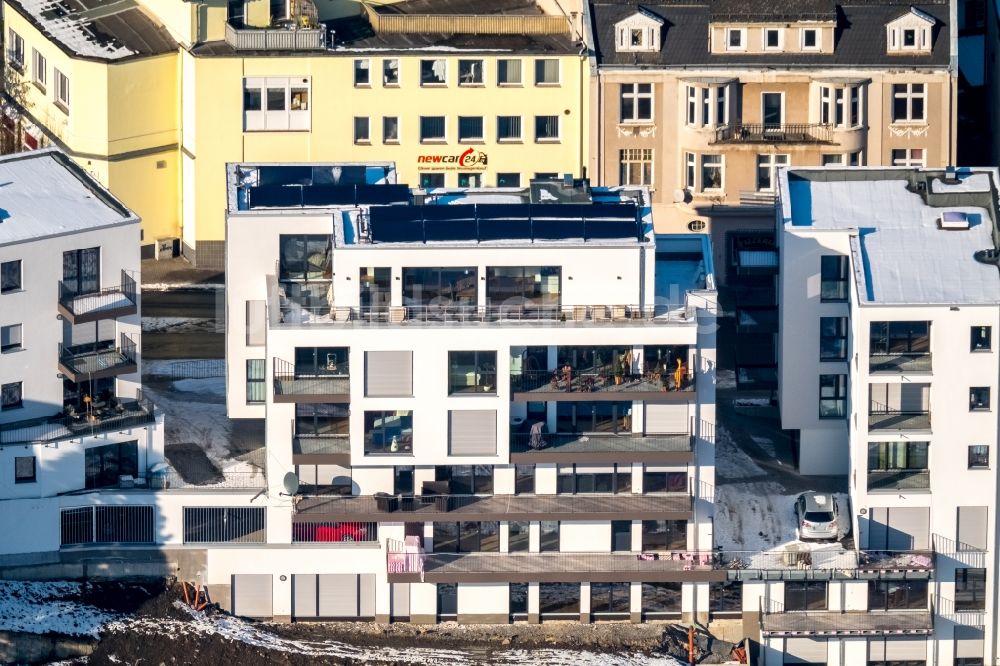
top-left (183, 52), bottom-right (589, 243)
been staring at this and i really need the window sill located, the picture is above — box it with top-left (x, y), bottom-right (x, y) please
top-left (384, 140), bottom-right (400, 145)
top-left (0, 288), bottom-right (24, 295)
top-left (354, 84), bottom-right (371, 89)
top-left (497, 139), bottom-right (523, 144)
top-left (971, 348), bottom-right (993, 353)
top-left (458, 139), bottom-right (485, 144)
top-left (420, 139), bottom-right (447, 144)
top-left (888, 121), bottom-right (928, 127)
top-left (968, 466), bottom-right (990, 471)
top-left (354, 141), bottom-right (372, 146)
top-left (53, 101), bottom-right (69, 115)
top-left (497, 83), bottom-right (523, 88)
top-left (448, 392), bottom-right (498, 397)
top-left (458, 83), bottom-right (485, 88)
top-left (1, 347), bottom-right (25, 354)
top-left (534, 139), bottom-right (561, 144)
top-left (14, 479), bottom-right (36, 484)
top-left (420, 83), bottom-right (448, 88)
top-left (383, 83), bottom-right (400, 88)
top-left (32, 81), bottom-right (45, 93)
top-left (8, 63), bottom-right (23, 74)
top-left (534, 83), bottom-right (561, 88)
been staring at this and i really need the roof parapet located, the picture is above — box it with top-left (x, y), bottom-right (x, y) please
top-left (361, 1), bottom-right (568, 35)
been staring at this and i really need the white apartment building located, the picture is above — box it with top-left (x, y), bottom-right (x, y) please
top-left (0, 148), bottom-right (164, 552)
top-left (776, 166), bottom-right (998, 665)
top-left (222, 163), bottom-right (722, 623)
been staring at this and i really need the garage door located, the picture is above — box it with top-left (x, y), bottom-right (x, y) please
top-left (292, 574), bottom-right (318, 619)
top-left (784, 637), bottom-right (827, 664)
top-left (292, 574), bottom-right (376, 619)
top-left (232, 574), bottom-right (272, 618)
top-left (645, 403), bottom-right (689, 434)
top-left (391, 583), bottom-right (410, 620)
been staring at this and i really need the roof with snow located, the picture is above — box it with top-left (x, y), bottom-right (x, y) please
top-left (6, 0), bottom-right (177, 62)
top-left (0, 149), bottom-right (138, 247)
top-left (778, 166), bottom-right (1000, 306)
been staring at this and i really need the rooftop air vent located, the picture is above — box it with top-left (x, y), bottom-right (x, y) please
top-left (939, 211), bottom-right (970, 230)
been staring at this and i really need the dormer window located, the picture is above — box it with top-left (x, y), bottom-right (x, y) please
top-left (886, 7), bottom-right (935, 54)
top-left (614, 10), bottom-right (664, 53)
top-left (801, 28), bottom-right (819, 50)
top-left (727, 28), bottom-right (746, 51)
top-left (764, 28), bottom-right (782, 50)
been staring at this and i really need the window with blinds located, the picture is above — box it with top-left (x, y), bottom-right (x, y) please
top-left (497, 116), bottom-right (522, 141)
top-left (365, 351), bottom-right (412, 396)
top-left (497, 59), bottom-right (522, 85)
top-left (448, 410), bottom-right (497, 456)
top-left (246, 359), bottom-right (265, 403)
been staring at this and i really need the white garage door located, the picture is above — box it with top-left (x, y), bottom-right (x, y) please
top-left (232, 574), bottom-right (272, 618)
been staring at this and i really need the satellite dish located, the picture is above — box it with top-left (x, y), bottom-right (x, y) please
top-left (673, 189), bottom-right (691, 204)
top-left (282, 472), bottom-right (300, 496)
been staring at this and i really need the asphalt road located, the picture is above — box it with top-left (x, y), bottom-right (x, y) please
top-left (142, 289), bottom-right (224, 360)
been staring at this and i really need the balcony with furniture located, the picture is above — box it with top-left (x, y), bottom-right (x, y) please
top-left (272, 353), bottom-right (349, 403)
top-left (0, 393), bottom-right (156, 445)
top-left (712, 124), bottom-right (833, 145)
top-left (224, 20), bottom-right (326, 51)
top-left (869, 322), bottom-right (931, 374)
top-left (509, 430), bottom-right (693, 464)
top-left (58, 333), bottom-right (137, 383)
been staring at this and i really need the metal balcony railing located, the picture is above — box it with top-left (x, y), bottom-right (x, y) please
top-left (58, 333), bottom-right (137, 381)
top-left (868, 409), bottom-right (931, 431)
top-left (57, 269), bottom-right (137, 323)
top-left (0, 393), bottom-right (156, 445)
top-left (509, 432), bottom-right (692, 455)
top-left (869, 352), bottom-right (932, 373)
top-left (512, 368), bottom-right (694, 395)
top-left (272, 357), bottom-right (350, 400)
top-left (292, 521), bottom-right (378, 544)
top-left (60, 505), bottom-right (154, 546)
top-left (224, 21), bottom-right (326, 50)
top-left (759, 597), bottom-right (933, 636)
top-left (867, 469), bottom-right (931, 491)
top-left (713, 123), bottom-right (833, 144)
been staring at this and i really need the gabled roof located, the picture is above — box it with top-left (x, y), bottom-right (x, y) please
top-left (616, 6), bottom-right (666, 25)
top-left (888, 5), bottom-right (937, 25)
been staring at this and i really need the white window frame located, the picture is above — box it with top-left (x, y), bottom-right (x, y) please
top-left (822, 153), bottom-right (845, 166)
top-left (382, 58), bottom-right (400, 86)
top-left (353, 116), bottom-right (370, 144)
top-left (353, 58), bottom-right (371, 87)
top-left (888, 25), bottom-right (930, 53)
top-left (801, 28), bottom-right (820, 51)
top-left (534, 114), bottom-right (560, 142)
top-left (756, 153), bottom-right (789, 192)
top-left (242, 76), bottom-right (310, 132)
top-left (457, 116), bottom-right (485, 142)
top-left (892, 83), bottom-right (926, 123)
top-left (382, 116), bottom-right (400, 144)
top-left (419, 115), bottom-right (447, 143)
top-left (761, 91), bottom-right (785, 126)
top-left (685, 84), bottom-right (728, 128)
top-left (819, 84), bottom-right (863, 128)
top-left (700, 154), bottom-right (724, 192)
top-left (496, 58), bottom-right (523, 86)
top-left (6, 29), bottom-right (23, 69)
top-left (457, 59), bottom-right (485, 87)
top-left (620, 82), bottom-right (653, 122)
top-left (891, 148), bottom-right (926, 167)
top-left (1, 322), bottom-right (22, 353)
top-left (684, 152), bottom-right (696, 190)
top-left (534, 58), bottom-right (561, 86)
top-left (496, 115), bottom-right (523, 142)
top-left (763, 28), bottom-right (783, 51)
top-left (619, 148), bottom-right (653, 186)
top-left (31, 48), bottom-right (46, 89)
top-left (725, 27), bottom-right (746, 51)
top-left (420, 59), bottom-right (448, 86)
top-left (53, 68), bottom-right (70, 110)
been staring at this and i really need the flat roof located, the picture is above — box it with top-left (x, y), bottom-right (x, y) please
top-left (7, 0), bottom-right (177, 61)
top-left (778, 167), bottom-right (1000, 306)
top-left (0, 149), bottom-right (137, 247)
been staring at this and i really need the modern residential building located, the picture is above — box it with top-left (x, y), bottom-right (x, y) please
top-left (775, 165), bottom-right (999, 664)
top-left (1, 0), bottom-right (590, 266)
top-left (583, 0), bottom-right (957, 279)
top-left (0, 148), bottom-right (163, 549)
top-left (222, 162), bottom-right (720, 623)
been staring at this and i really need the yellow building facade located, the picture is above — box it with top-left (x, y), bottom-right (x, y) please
top-left (2, 0), bottom-right (589, 266)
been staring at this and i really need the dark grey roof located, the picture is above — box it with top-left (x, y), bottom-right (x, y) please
top-left (371, 0), bottom-right (543, 16)
top-left (709, 0), bottom-right (836, 22)
top-left (6, 0), bottom-right (177, 62)
top-left (591, 1), bottom-right (951, 68)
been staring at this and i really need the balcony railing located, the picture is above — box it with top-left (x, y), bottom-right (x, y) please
top-left (512, 368), bottom-right (695, 396)
top-left (272, 358), bottom-right (350, 402)
top-left (57, 270), bottom-right (137, 324)
top-left (362, 4), bottom-right (567, 35)
top-left (867, 469), bottom-right (931, 491)
top-left (58, 333), bottom-right (137, 382)
top-left (224, 21), bottom-right (326, 50)
top-left (718, 549), bottom-right (933, 580)
top-left (292, 521), bottom-right (378, 544)
top-left (713, 123), bottom-right (833, 144)
top-left (276, 303), bottom-right (698, 327)
top-left (759, 598), bottom-right (933, 637)
top-left (869, 353), bottom-right (932, 374)
top-left (868, 409), bottom-right (931, 431)
top-left (509, 432), bottom-right (692, 457)
top-left (0, 393), bottom-right (156, 445)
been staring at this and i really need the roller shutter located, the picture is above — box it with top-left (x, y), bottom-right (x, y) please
top-left (864, 507), bottom-right (889, 550)
top-left (246, 301), bottom-right (266, 346)
top-left (957, 506), bottom-right (989, 551)
top-left (884, 637), bottom-right (927, 660)
top-left (359, 574), bottom-right (375, 617)
top-left (645, 403), bottom-right (689, 434)
top-left (292, 574), bottom-right (318, 618)
top-left (232, 574), bottom-right (272, 618)
top-left (899, 384), bottom-right (929, 412)
top-left (391, 583), bottom-right (410, 619)
top-left (955, 626), bottom-right (985, 659)
top-left (888, 507), bottom-right (929, 550)
top-left (318, 574), bottom-right (359, 617)
top-left (365, 351), bottom-right (412, 396)
top-left (448, 410), bottom-right (497, 456)
top-left (784, 637), bottom-right (827, 663)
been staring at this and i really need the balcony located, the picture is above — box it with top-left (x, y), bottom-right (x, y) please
top-left (509, 432), bottom-right (693, 464)
top-left (511, 369), bottom-right (694, 401)
top-left (867, 469), bottom-right (931, 492)
top-left (292, 434), bottom-right (350, 465)
top-left (385, 541), bottom-right (724, 584)
top-left (224, 21), bottom-right (326, 51)
top-left (869, 353), bottom-right (932, 374)
top-left (868, 410), bottom-right (931, 432)
top-left (712, 123), bottom-right (833, 145)
top-left (272, 358), bottom-right (349, 403)
top-left (57, 270), bottom-right (137, 325)
top-left (294, 492), bottom-right (693, 523)
top-left (0, 394), bottom-right (156, 445)
top-left (760, 601), bottom-right (933, 637)
top-left (58, 334), bottom-right (137, 383)
top-left (719, 549), bottom-right (933, 582)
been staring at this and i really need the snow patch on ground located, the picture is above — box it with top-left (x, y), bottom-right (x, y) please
top-left (0, 581), bottom-right (117, 638)
top-left (714, 426), bottom-right (766, 480)
top-left (104, 604), bottom-right (685, 666)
